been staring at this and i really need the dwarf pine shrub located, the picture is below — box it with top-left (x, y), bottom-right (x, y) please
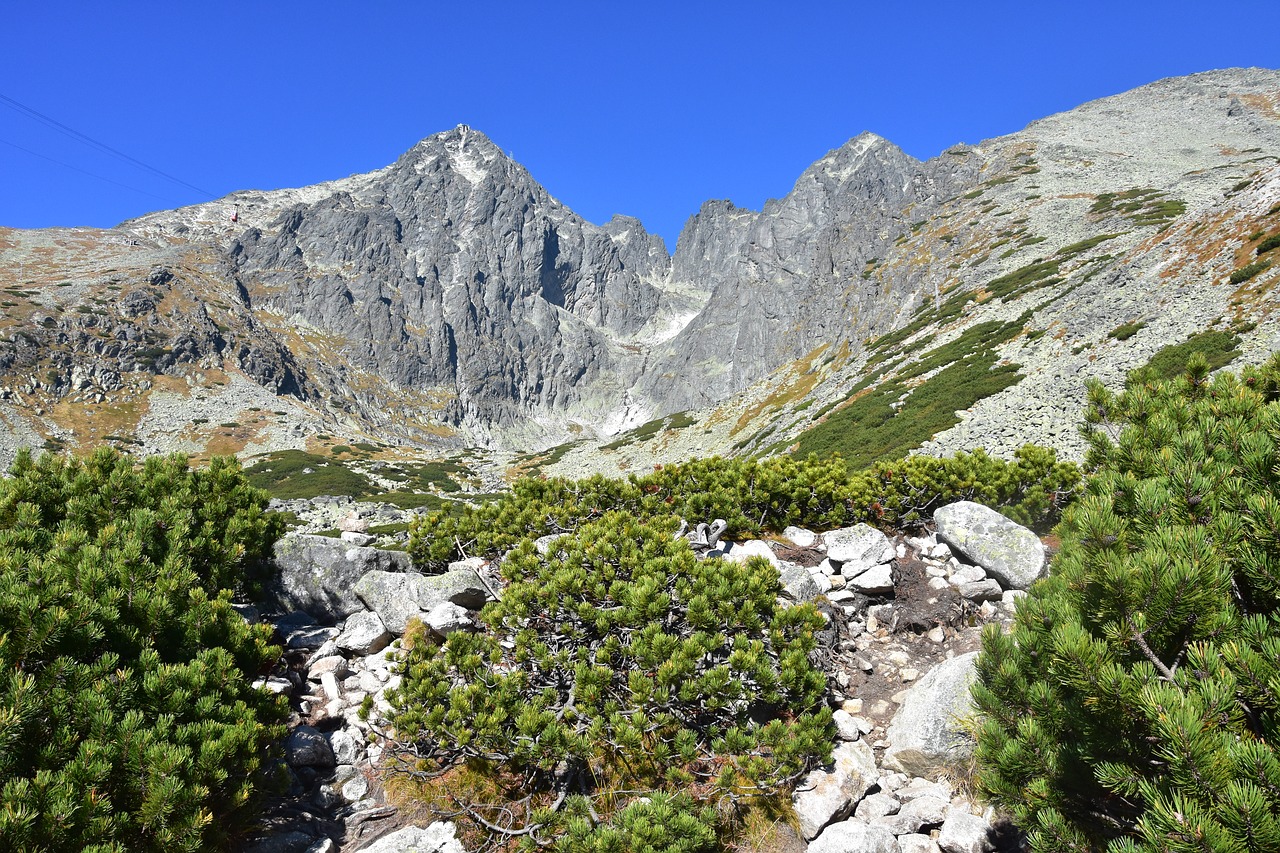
top-left (0, 449), bottom-right (287, 853)
top-left (388, 512), bottom-right (832, 848)
top-left (408, 447), bottom-right (1080, 571)
top-left (973, 354), bottom-right (1280, 852)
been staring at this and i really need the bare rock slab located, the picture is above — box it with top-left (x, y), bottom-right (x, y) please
top-left (273, 534), bottom-right (412, 624)
top-left (883, 652), bottom-right (979, 778)
top-left (933, 501), bottom-right (1045, 590)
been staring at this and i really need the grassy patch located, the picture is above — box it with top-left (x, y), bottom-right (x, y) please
top-left (792, 320), bottom-right (1024, 467)
top-left (1144, 331), bottom-right (1241, 380)
top-left (1108, 321), bottom-right (1146, 341)
top-left (1056, 233), bottom-right (1120, 258)
top-left (243, 450), bottom-right (373, 499)
top-left (1230, 259), bottom-right (1272, 285)
top-left (1091, 188), bottom-right (1186, 229)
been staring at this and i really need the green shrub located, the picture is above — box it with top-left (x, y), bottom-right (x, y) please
top-left (1230, 258), bottom-right (1272, 284)
top-left (1143, 330), bottom-right (1240, 379)
top-left (0, 449), bottom-right (287, 852)
top-left (407, 448), bottom-right (1079, 571)
top-left (389, 512), bottom-right (831, 847)
top-left (1257, 233), bottom-right (1280, 255)
top-left (973, 354), bottom-right (1280, 852)
top-left (1107, 321), bottom-right (1146, 341)
top-left (242, 450), bottom-right (373, 499)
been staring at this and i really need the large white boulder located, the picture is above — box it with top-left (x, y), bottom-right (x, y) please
top-left (882, 652), bottom-right (980, 777)
top-left (824, 524), bottom-right (895, 575)
top-left (933, 501), bottom-right (1045, 590)
top-left (792, 740), bottom-right (879, 840)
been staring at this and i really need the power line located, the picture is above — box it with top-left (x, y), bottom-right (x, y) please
top-left (0, 136), bottom-right (182, 205)
top-left (0, 92), bottom-right (218, 199)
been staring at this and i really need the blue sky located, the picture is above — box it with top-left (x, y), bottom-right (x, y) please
top-left (2, 1), bottom-right (1277, 251)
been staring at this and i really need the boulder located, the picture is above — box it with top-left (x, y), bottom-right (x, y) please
top-left (933, 502), bottom-right (1045, 590)
top-left (418, 567), bottom-right (491, 611)
top-left (779, 564), bottom-right (822, 602)
top-left (721, 539), bottom-right (780, 566)
top-left (350, 823), bottom-right (466, 853)
top-left (874, 795), bottom-right (948, 835)
top-left (847, 563), bottom-right (895, 595)
top-left (784, 526), bottom-right (818, 548)
top-left (938, 812), bottom-right (994, 853)
top-left (425, 601), bottom-right (473, 636)
top-left (336, 611), bottom-right (393, 655)
top-left (824, 524), bottom-right (895, 575)
top-left (792, 739), bottom-right (878, 840)
top-left (284, 726), bottom-right (335, 768)
top-left (355, 571), bottom-right (428, 634)
top-left (273, 534), bottom-right (412, 624)
top-left (899, 835), bottom-right (943, 853)
top-left (882, 652), bottom-right (979, 777)
top-left (807, 821), bottom-right (898, 853)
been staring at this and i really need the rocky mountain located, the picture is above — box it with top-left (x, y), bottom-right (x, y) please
top-left (2, 68), bottom-right (1280, 475)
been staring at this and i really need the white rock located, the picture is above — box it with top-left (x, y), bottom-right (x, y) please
top-left (833, 710), bottom-right (863, 741)
top-left (792, 740), bottom-right (879, 840)
top-left (807, 820), bottom-right (898, 853)
top-left (938, 812), bottom-right (994, 853)
top-left (329, 728), bottom-right (365, 765)
top-left (883, 652), bottom-right (979, 778)
top-left (934, 501), bottom-right (1046, 590)
top-left (874, 794), bottom-right (948, 834)
top-left (352, 823), bottom-right (466, 853)
top-left (308, 655), bottom-right (350, 680)
top-left (848, 563), bottom-right (895, 595)
top-left (425, 602), bottom-right (473, 636)
top-left (341, 531), bottom-right (376, 546)
top-left (784, 526), bottom-right (818, 547)
top-left (723, 539), bottom-right (779, 566)
top-left (824, 524), bottom-right (896, 574)
top-left (899, 835), bottom-right (942, 853)
top-left (342, 773), bottom-right (370, 802)
top-left (336, 611), bottom-right (393, 656)
top-left (854, 791), bottom-right (901, 821)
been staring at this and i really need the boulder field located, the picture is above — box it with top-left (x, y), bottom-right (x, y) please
top-left (244, 499), bottom-right (1044, 852)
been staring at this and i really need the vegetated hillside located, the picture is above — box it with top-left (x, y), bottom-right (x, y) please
top-left (1, 69), bottom-right (1279, 479)
top-left (544, 68), bottom-right (1280, 478)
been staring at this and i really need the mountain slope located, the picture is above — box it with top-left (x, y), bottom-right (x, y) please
top-left (2, 68), bottom-right (1280, 475)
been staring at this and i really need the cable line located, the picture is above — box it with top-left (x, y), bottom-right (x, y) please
top-left (0, 92), bottom-right (218, 199)
top-left (0, 136), bottom-right (182, 205)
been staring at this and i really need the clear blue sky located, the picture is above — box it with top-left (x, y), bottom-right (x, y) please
top-left (2, 1), bottom-right (1277, 251)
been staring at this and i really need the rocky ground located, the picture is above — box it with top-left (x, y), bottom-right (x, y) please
top-left (239, 500), bottom-right (1044, 853)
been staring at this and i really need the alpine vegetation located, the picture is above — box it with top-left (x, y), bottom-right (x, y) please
top-left (973, 354), bottom-right (1280, 852)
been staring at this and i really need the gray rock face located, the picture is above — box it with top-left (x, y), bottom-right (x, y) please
top-left (882, 652), bottom-right (980, 777)
top-left (934, 502), bottom-right (1045, 590)
top-left (273, 535), bottom-right (412, 624)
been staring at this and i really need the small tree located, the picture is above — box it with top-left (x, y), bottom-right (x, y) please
top-left (388, 512), bottom-right (833, 848)
top-left (973, 354), bottom-right (1280, 852)
top-left (0, 449), bottom-right (287, 853)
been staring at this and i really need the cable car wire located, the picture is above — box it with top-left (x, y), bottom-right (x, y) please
top-left (0, 91), bottom-right (217, 199)
top-left (0, 136), bottom-right (181, 205)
